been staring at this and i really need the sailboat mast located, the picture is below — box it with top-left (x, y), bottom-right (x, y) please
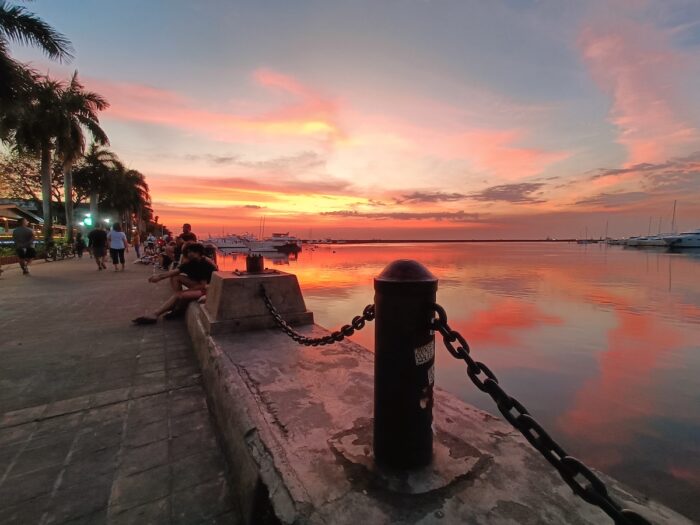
top-left (671, 200), bottom-right (677, 234)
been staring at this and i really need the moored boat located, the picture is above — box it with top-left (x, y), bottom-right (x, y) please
top-left (247, 232), bottom-right (302, 253)
top-left (663, 229), bottom-right (700, 248)
top-left (207, 235), bottom-right (250, 251)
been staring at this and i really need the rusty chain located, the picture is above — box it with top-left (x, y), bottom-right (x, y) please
top-left (432, 303), bottom-right (652, 525)
top-left (261, 285), bottom-right (375, 346)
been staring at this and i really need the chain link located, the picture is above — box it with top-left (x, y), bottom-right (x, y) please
top-left (261, 285), bottom-right (375, 346)
top-left (432, 304), bottom-right (653, 525)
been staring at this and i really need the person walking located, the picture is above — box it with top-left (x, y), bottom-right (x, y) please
top-left (12, 218), bottom-right (35, 275)
top-left (107, 223), bottom-right (129, 271)
top-left (88, 224), bottom-right (108, 270)
top-left (132, 230), bottom-right (141, 259)
top-left (74, 232), bottom-right (86, 258)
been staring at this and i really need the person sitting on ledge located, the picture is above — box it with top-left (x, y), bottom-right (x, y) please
top-left (132, 242), bottom-right (217, 325)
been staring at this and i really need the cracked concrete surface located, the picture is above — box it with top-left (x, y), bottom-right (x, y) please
top-left (187, 303), bottom-right (692, 524)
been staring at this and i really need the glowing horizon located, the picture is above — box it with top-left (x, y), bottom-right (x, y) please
top-left (12, 1), bottom-right (700, 238)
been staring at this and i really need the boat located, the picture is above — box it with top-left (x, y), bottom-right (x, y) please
top-left (206, 235), bottom-right (249, 251)
top-left (627, 201), bottom-right (679, 248)
top-left (629, 235), bottom-right (667, 247)
top-left (663, 229), bottom-right (700, 248)
top-left (208, 232), bottom-right (302, 254)
top-left (577, 227), bottom-right (597, 244)
top-left (246, 233), bottom-right (302, 254)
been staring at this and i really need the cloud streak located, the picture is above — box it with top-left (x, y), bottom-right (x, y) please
top-left (395, 191), bottom-right (469, 204)
top-left (320, 210), bottom-right (480, 222)
top-left (470, 183), bottom-right (545, 204)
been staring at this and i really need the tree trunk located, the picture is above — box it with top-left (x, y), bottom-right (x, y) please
top-left (89, 190), bottom-right (99, 225)
top-left (126, 209), bottom-right (133, 242)
top-left (40, 144), bottom-right (53, 244)
top-left (63, 161), bottom-right (74, 243)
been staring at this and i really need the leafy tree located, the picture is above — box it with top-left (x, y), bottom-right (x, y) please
top-left (0, 150), bottom-right (66, 206)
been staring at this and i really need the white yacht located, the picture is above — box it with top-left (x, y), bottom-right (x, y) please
top-left (206, 235), bottom-right (250, 251)
top-left (628, 236), bottom-right (668, 247)
top-left (663, 229), bottom-right (700, 248)
top-left (246, 233), bottom-right (302, 253)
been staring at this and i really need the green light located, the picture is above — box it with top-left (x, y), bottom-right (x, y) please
top-left (83, 216), bottom-right (93, 227)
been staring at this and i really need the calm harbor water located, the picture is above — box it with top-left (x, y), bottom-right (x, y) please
top-left (218, 242), bottom-right (700, 520)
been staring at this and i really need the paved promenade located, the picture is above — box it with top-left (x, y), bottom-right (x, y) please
top-left (0, 255), bottom-right (238, 524)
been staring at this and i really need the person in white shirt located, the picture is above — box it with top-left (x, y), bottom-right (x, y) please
top-left (107, 223), bottom-right (129, 271)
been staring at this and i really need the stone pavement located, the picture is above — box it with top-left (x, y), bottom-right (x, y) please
top-left (0, 254), bottom-right (239, 524)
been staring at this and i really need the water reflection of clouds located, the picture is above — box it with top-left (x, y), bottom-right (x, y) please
top-left (469, 274), bottom-right (539, 298)
top-left (449, 298), bottom-right (562, 348)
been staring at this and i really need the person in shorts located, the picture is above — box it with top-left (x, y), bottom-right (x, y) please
top-left (107, 223), bottom-right (129, 271)
top-left (132, 242), bottom-right (217, 324)
top-left (88, 224), bottom-right (108, 270)
top-left (12, 218), bottom-right (35, 275)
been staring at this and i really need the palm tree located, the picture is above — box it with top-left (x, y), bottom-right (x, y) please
top-left (101, 166), bottom-right (151, 231)
top-left (0, 2), bottom-right (72, 243)
top-left (73, 144), bottom-right (122, 222)
top-left (0, 0), bottom-right (72, 120)
top-left (55, 72), bottom-right (109, 242)
top-left (11, 76), bottom-right (66, 243)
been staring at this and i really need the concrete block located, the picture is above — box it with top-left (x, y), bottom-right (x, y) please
top-left (204, 270), bottom-right (313, 334)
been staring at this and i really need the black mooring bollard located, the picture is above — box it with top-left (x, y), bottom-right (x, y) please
top-left (246, 253), bottom-right (264, 273)
top-left (373, 259), bottom-right (437, 469)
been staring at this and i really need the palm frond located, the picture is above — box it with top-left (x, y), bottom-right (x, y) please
top-left (0, 1), bottom-right (73, 61)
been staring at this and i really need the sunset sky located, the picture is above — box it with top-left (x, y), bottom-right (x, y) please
top-left (13, 0), bottom-right (700, 239)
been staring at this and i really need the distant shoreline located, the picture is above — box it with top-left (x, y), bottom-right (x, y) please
top-left (303, 239), bottom-right (580, 244)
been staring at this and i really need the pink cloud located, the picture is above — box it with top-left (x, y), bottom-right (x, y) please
top-left (580, 19), bottom-right (700, 167)
top-left (88, 70), bottom-right (344, 144)
top-left (349, 113), bottom-right (569, 181)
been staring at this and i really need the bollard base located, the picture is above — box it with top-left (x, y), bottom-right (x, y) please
top-left (204, 269), bottom-right (313, 333)
top-left (329, 419), bottom-right (489, 495)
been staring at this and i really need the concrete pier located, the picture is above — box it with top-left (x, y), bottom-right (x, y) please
top-left (186, 268), bottom-right (692, 525)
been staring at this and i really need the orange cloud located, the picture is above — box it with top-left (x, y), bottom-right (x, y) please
top-left (580, 20), bottom-right (700, 168)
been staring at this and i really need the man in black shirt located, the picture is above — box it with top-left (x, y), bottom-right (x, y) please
top-left (173, 223), bottom-right (197, 265)
top-left (132, 242), bottom-right (217, 324)
top-left (88, 225), bottom-right (108, 270)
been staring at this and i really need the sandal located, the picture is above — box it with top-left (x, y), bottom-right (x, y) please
top-left (131, 316), bottom-right (157, 325)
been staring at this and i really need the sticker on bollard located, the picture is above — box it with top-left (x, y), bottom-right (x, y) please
top-left (414, 340), bottom-right (435, 366)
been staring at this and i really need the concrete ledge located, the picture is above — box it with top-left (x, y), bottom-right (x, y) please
top-left (198, 302), bottom-right (314, 336)
top-left (186, 302), bottom-right (691, 524)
